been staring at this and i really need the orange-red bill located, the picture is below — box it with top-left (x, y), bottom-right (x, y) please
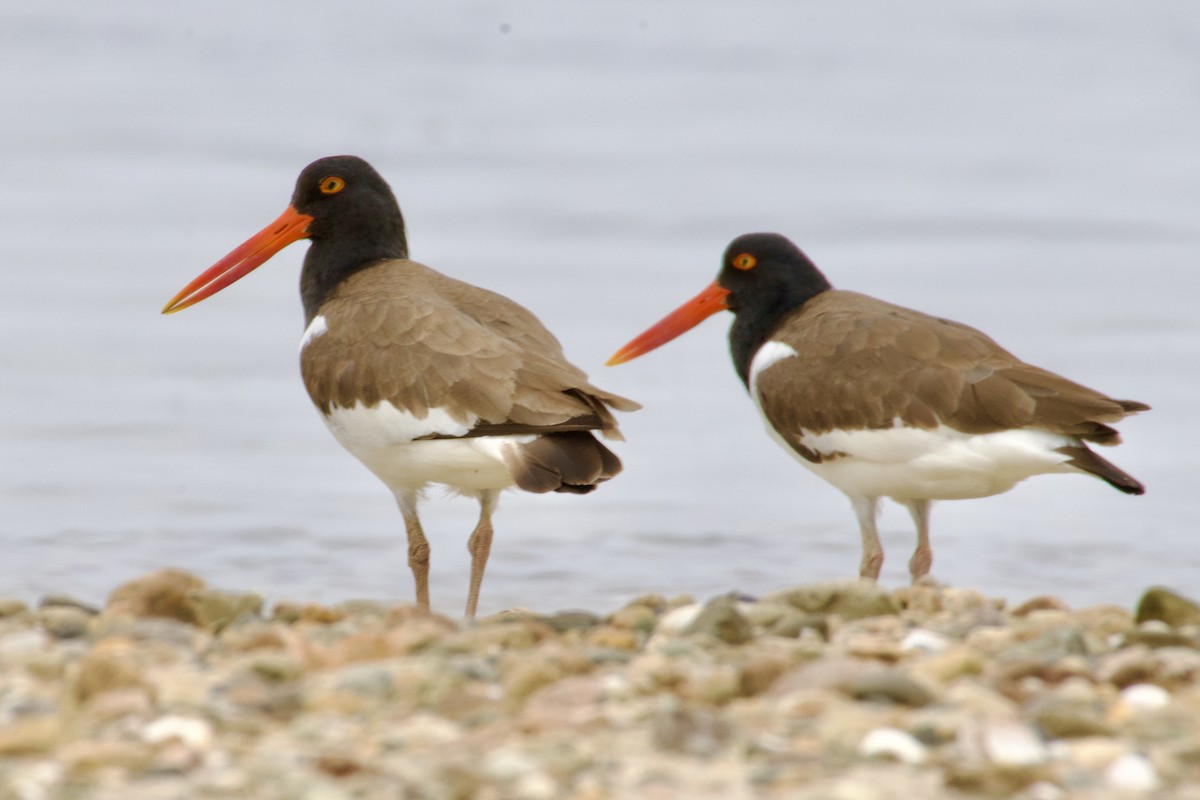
top-left (606, 281), bottom-right (731, 366)
top-left (162, 205), bottom-right (314, 314)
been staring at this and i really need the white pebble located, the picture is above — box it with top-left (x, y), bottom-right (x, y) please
top-left (858, 727), bottom-right (928, 764)
top-left (1018, 781), bottom-right (1065, 800)
top-left (982, 721), bottom-right (1048, 767)
top-left (1119, 683), bottom-right (1170, 712)
top-left (654, 604), bottom-right (702, 635)
top-left (142, 715), bottom-right (213, 750)
top-left (900, 628), bottom-right (949, 653)
top-left (1104, 752), bottom-right (1160, 792)
top-left (0, 630), bottom-right (47, 660)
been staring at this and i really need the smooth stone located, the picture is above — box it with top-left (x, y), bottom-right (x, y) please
top-left (142, 715), bottom-right (214, 750)
top-left (37, 606), bottom-right (93, 639)
top-left (767, 579), bottom-right (900, 620)
top-left (0, 629), bottom-right (48, 659)
top-left (981, 720), bottom-right (1049, 767)
top-left (682, 595), bottom-right (753, 645)
top-left (545, 610), bottom-right (601, 632)
top-left (0, 716), bottom-right (60, 756)
top-left (0, 598), bottom-right (29, 617)
top-left (1135, 586), bottom-right (1200, 628)
top-left (650, 701), bottom-right (733, 756)
top-left (1104, 752), bottom-right (1160, 792)
top-left (901, 628), bottom-right (950, 653)
top-left (107, 568), bottom-right (207, 625)
top-left (844, 667), bottom-right (934, 707)
top-left (655, 604), bottom-right (703, 636)
top-left (1030, 700), bottom-right (1114, 739)
top-left (38, 594), bottom-right (101, 614)
top-left (1118, 682), bottom-right (1171, 711)
top-left (188, 589), bottom-right (264, 632)
top-left (858, 727), bottom-right (929, 764)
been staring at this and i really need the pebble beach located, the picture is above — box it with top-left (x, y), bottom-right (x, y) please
top-left (3, 570), bottom-right (1200, 799)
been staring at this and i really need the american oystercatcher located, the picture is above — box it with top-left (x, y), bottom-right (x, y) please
top-left (164, 155), bottom-right (638, 618)
top-left (608, 232), bottom-right (1146, 583)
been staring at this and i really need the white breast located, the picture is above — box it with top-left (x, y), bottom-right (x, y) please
top-left (321, 401), bottom-right (528, 495)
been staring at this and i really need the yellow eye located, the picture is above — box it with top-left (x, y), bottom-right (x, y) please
top-left (732, 253), bottom-right (757, 271)
top-left (319, 176), bottom-right (345, 195)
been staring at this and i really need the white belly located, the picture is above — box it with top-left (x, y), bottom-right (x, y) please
top-left (761, 415), bottom-right (1076, 501)
top-left (320, 400), bottom-right (529, 494)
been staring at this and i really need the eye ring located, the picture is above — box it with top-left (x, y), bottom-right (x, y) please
top-left (319, 176), bottom-right (345, 195)
top-left (732, 253), bottom-right (757, 271)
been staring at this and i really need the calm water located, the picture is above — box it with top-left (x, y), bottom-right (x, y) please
top-left (2, 2), bottom-right (1198, 616)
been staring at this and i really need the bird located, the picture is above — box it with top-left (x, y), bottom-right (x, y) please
top-left (163, 155), bottom-right (638, 619)
top-left (607, 232), bottom-right (1146, 584)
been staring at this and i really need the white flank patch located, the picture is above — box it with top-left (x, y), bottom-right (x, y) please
top-left (756, 410), bottom-right (1080, 501)
top-left (748, 339), bottom-right (798, 398)
top-left (321, 401), bottom-right (534, 494)
top-left (326, 401), bottom-right (474, 446)
top-left (299, 314), bottom-right (328, 351)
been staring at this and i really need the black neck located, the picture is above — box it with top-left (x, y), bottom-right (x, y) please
top-left (728, 280), bottom-right (830, 388)
top-left (299, 217), bottom-right (408, 323)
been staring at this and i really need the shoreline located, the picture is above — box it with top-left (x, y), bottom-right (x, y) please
top-left (2, 569), bottom-right (1199, 799)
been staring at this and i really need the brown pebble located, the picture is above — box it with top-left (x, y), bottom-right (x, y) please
top-left (38, 606), bottom-right (93, 639)
top-left (0, 715), bottom-right (60, 756)
top-left (73, 639), bottom-right (148, 703)
top-left (107, 569), bottom-right (207, 625)
top-left (1012, 595), bottom-right (1070, 616)
top-left (0, 598), bottom-right (29, 617)
top-left (1136, 586), bottom-right (1200, 628)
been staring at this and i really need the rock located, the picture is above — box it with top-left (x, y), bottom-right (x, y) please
top-left (1116, 682), bottom-right (1171, 713)
top-left (859, 727), bottom-right (928, 764)
top-left (1011, 595), bottom-right (1070, 616)
top-left (73, 639), bottom-right (147, 702)
top-left (37, 594), bottom-right (100, 614)
top-left (650, 700), bottom-right (733, 756)
top-left (1104, 752), bottom-right (1160, 792)
top-left (37, 606), bottom-right (93, 639)
top-left (608, 603), bottom-right (659, 633)
top-left (142, 714), bottom-right (213, 751)
top-left (0, 715), bottom-right (60, 755)
top-left (584, 625), bottom-right (639, 651)
top-left (107, 568), bottom-right (207, 624)
top-left (843, 667), bottom-right (934, 707)
top-left (1029, 699), bottom-right (1114, 739)
top-left (545, 610), bottom-right (601, 633)
top-left (981, 720), bottom-right (1048, 767)
top-left (767, 579), bottom-right (900, 620)
top-left (187, 588), bottom-right (264, 631)
top-left (0, 628), bottom-right (48, 660)
top-left (654, 603), bottom-right (703, 637)
top-left (682, 595), bottom-right (754, 645)
top-left (901, 628), bottom-right (950, 653)
top-left (0, 597), bottom-right (29, 617)
top-left (1136, 586), bottom-right (1200, 628)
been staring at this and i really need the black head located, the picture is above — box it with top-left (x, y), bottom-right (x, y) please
top-left (292, 155), bottom-right (408, 254)
top-left (717, 233), bottom-right (831, 314)
top-left (295, 156), bottom-right (409, 321)
top-left (719, 233), bottom-right (833, 386)
top-left (162, 155), bottom-right (411, 321)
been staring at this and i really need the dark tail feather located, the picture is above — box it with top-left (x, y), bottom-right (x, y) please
top-left (1057, 445), bottom-right (1145, 495)
top-left (504, 431), bottom-right (623, 495)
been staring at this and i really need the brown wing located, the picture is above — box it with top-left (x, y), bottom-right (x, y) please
top-left (755, 290), bottom-right (1147, 445)
top-left (301, 259), bottom-right (639, 438)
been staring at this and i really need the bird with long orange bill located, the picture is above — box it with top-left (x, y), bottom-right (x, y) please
top-left (165, 155), bottom-right (638, 619)
top-left (608, 232), bottom-right (1147, 584)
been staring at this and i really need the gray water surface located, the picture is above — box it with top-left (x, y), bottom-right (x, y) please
top-left (2, 2), bottom-right (1197, 616)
